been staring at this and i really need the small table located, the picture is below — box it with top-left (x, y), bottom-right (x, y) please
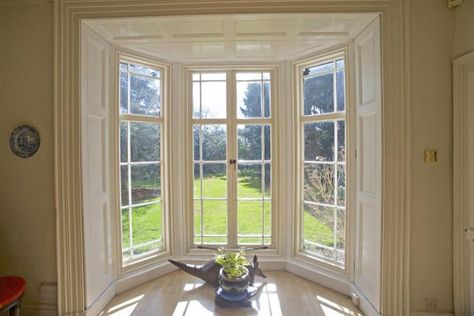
top-left (0, 276), bottom-right (26, 316)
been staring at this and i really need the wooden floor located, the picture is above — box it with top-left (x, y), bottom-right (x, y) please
top-left (101, 270), bottom-right (364, 316)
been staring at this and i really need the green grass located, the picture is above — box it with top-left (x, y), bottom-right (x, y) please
top-left (122, 175), bottom-right (336, 253)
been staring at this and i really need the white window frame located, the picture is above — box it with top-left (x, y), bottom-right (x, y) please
top-left (113, 52), bottom-right (172, 272)
top-left (293, 48), bottom-right (355, 276)
top-left (183, 65), bottom-right (281, 254)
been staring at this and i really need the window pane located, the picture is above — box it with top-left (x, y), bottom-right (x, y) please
top-left (236, 72), bottom-right (262, 81)
top-left (337, 165), bottom-right (345, 207)
top-left (129, 63), bottom-right (160, 78)
top-left (303, 72), bottom-right (334, 115)
top-left (120, 166), bottom-right (129, 207)
top-left (202, 125), bottom-right (226, 161)
top-left (264, 125), bottom-right (271, 160)
top-left (303, 203), bottom-right (336, 261)
top-left (202, 164), bottom-right (226, 198)
top-left (202, 200), bottom-right (227, 239)
top-left (264, 163), bottom-right (271, 198)
top-left (337, 120), bottom-right (345, 162)
top-left (336, 208), bottom-right (345, 264)
top-left (194, 200), bottom-right (202, 237)
top-left (201, 81), bottom-right (226, 118)
top-left (193, 82), bottom-right (201, 118)
top-left (193, 163), bottom-right (201, 198)
top-left (305, 61), bottom-right (334, 77)
top-left (238, 201), bottom-right (262, 236)
top-left (238, 125), bottom-right (262, 160)
top-left (336, 69), bottom-right (345, 112)
top-left (120, 71), bottom-right (128, 114)
top-left (121, 208), bottom-right (130, 258)
top-left (202, 73), bottom-right (226, 81)
top-left (131, 164), bottom-right (161, 204)
top-left (237, 81), bottom-right (262, 118)
top-left (120, 122), bottom-right (128, 162)
top-left (132, 203), bottom-right (162, 254)
top-left (304, 163), bottom-right (335, 205)
top-left (264, 201), bottom-right (271, 236)
top-left (304, 122), bottom-right (335, 161)
top-left (130, 75), bottom-right (160, 116)
top-left (238, 164), bottom-right (262, 198)
top-left (264, 81), bottom-right (271, 118)
top-left (193, 125), bottom-right (200, 161)
top-left (130, 122), bottom-right (160, 162)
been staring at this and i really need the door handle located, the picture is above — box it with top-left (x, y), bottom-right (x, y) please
top-left (465, 227), bottom-right (474, 243)
top-left (229, 159), bottom-right (236, 171)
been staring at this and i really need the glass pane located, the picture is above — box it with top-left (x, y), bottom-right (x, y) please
top-left (264, 163), bottom-right (271, 198)
top-left (203, 236), bottom-right (227, 245)
top-left (130, 122), bottom-right (160, 162)
top-left (304, 163), bottom-right (335, 205)
top-left (238, 125), bottom-right (262, 160)
top-left (193, 82), bottom-right (201, 118)
top-left (303, 203), bottom-right (335, 260)
top-left (202, 164), bottom-right (226, 198)
top-left (237, 81), bottom-right (262, 118)
top-left (264, 201), bottom-right (271, 235)
top-left (304, 122), bottom-right (335, 162)
top-left (239, 237), bottom-right (263, 245)
top-left (337, 165), bottom-right (346, 207)
top-left (264, 81), bottom-right (271, 118)
top-left (336, 69), bottom-right (345, 112)
top-left (193, 163), bottom-right (201, 198)
top-left (202, 73), bottom-right (226, 81)
top-left (193, 125), bottom-right (200, 161)
top-left (264, 125), bottom-right (271, 160)
top-left (120, 166), bottom-right (129, 206)
top-left (238, 201), bottom-right (262, 236)
top-left (129, 63), bottom-right (160, 78)
top-left (236, 72), bottom-right (262, 81)
top-left (130, 75), bottom-right (160, 116)
top-left (263, 72), bottom-right (270, 80)
top-left (336, 59), bottom-right (344, 69)
top-left (132, 203), bottom-right (162, 254)
top-left (120, 62), bottom-right (128, 72)
top-left (120, 71), bottom-right (128, 114)
top-left (194, 200), bottom-right (202, 237)
top-left (120, 122), bottom-right (128, 162)
top-left (202, 125), bottom-right (226, 161)
top-left (305, 61), bottom-right (334, 77)
top-left (192, 73), bottom-right (200, 81)
top-left (202, 200), bottom-right (227, 237)
top-left (201, 81), bottom-right (226, 118)
top-left (121, 208), bottom-right (130, 257)
top-left (337, 120), bottom-right (345, 162)
top-left (303, 72), bottom-right (334, 115)
top-left (131, 164), bottom-right (161, 204)
top-left (238, 164), bottom-right (262, 198)
top-left (336, 208), bottom-right (345, 263)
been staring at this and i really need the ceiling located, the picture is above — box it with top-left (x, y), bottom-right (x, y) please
top-left (84, 13), bottom-right (378, 62)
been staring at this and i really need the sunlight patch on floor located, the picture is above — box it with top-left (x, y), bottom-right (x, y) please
top-left (102, 294), bottom-right (144, 316)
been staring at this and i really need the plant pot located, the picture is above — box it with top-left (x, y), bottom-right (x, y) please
top-left (218, 267), bottom-right (250, 301)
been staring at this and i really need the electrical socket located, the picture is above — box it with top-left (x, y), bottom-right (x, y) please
top-left (424, 297), bottom-right (438, 312)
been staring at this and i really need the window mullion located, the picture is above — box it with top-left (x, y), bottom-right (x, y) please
top-left (228, 70), bottom-right (238, 248)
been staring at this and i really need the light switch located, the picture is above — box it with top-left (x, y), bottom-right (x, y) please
top-left (424, 149), bottom-right (438, 163)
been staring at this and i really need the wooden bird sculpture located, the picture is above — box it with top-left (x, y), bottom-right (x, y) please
top-left (169, 255), bottom-right (267, 288)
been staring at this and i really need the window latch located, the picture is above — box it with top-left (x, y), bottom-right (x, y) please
top-left (229, 159), bottom-right (237, 171)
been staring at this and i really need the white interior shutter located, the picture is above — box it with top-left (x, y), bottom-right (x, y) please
top-left (353, 16), bottom-right (382, 313)
top-left (80, 24), bottom-right (115, 313)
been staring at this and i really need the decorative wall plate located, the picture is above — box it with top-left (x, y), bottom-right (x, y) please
top-left (10, 125), bottom-right (41, 158)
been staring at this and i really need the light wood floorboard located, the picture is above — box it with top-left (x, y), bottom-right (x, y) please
top-left (101, 270), bottom-right (364, 316)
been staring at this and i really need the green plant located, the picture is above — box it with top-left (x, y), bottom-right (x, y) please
top-left (215, 250), bottom-right (250, 279)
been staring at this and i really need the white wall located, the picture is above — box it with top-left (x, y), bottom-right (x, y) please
top-left (409, 0), bottom-right (454, 313)
top-left (0, 2), bottom-right (57, 314)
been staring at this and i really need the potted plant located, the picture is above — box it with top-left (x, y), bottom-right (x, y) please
top-left (215, 250), bottom-right (250, 301)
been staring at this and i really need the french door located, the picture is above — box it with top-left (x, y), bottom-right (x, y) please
top-left (190, 69), bottom-right (274, 248)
